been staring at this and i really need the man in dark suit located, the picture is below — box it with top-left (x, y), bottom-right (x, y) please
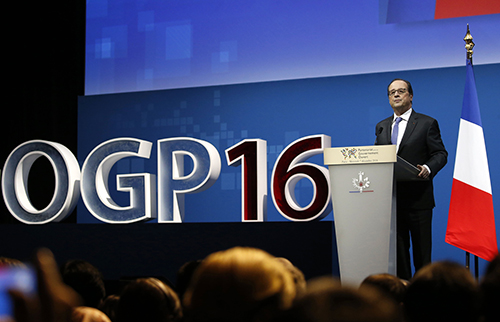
top-left (375, 78), bottom-right (448, 280)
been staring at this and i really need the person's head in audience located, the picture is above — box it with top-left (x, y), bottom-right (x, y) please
top-left (275, 257), bottom-right (306, 299)
top-left (0, 256), bottom-right (25, 268)
top-left (277, 276), bottom-right (403, 322)
top-left (61, 259), bottom-right (106, 308)
top-left (99, 295), bottom-right (120, 322)
top-left (116, 277), bottom-right (182, 322)
top-left (403, 260), bottom-right (480, 322)
top-left (71, 306), bottom-right (111, 322)
top-left (175, 259), bottom-right (202, 301)
top-left (360, 273), bottom-right (407, 304)
top-left (479, 254), bottom-right (500, 322)
top-left (183, 247), bottom-right (296, 322)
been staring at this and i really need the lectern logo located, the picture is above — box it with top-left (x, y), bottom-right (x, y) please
top-left (341, 148), bottom-right (358, 159)
top-left (351, 171), bottom-right (372, 193)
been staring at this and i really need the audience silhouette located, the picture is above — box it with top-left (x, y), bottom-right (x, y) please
top-left (4, 247), bottom-right (499, 322)
top-left (71, 306), bottom-right (111, 322)
top-left (115, 277), bottom-right (182, 322)
top-left (60, 259), bottom-right (106, 309)
top-left (478, 254), bottom-right (500, 322)
top-left (277, 276), bottom-right (403, 322)
top-left (175, 259), bottom-right (202, 302)
top-left (359, 273), bottom-right (407, 305)
top-left (403, 260), bottom-right (480, 322)
top-left (98, 295), bottom-right (120, 322)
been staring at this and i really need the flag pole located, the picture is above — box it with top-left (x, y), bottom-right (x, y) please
top-left (464, 23), bottom-right (474, 63)
top-left (475, 255), bottom-right (479, 279)
top-left (463, 24), bottom-right (479, 279)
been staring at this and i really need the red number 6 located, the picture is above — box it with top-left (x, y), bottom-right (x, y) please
top-left (271, 135), bottom-right (332, 221)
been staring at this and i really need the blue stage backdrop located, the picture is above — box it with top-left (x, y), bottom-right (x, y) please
top-left (79, 63), bottom-right (500, 268)
top-left (85, 0), bottom-right (500, 95)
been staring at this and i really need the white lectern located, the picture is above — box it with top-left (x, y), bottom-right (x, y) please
top-left (324, 145), bottom-right (397, 286)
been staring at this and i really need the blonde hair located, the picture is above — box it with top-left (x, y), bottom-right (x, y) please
top-left (184, 247), bottom-right (296, 322)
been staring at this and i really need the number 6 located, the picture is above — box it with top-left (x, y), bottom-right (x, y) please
top-left (271, 134), bottom-right (332, 221)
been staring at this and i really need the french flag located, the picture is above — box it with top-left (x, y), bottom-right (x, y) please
top-left (446, 59), bottom-right (498, 261)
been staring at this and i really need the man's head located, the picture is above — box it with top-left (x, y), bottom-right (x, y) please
top-left (387, 79), bottom-right (413, 116)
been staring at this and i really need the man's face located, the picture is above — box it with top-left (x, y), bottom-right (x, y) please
top-left (388, 80), bottom-right (412, 115)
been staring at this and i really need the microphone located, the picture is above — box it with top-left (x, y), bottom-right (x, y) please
top-left (375, 127), bottom-right (383, 145)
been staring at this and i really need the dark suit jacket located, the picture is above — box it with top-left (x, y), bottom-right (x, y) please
top-left (375, 110), bottom-right (447, 210)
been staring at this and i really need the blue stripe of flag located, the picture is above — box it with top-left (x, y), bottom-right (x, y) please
top-left (461, 59), bottom-right (482, 127)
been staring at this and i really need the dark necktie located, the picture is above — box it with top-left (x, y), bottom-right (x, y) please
top-left (391, 117), bottom-right (402, 145)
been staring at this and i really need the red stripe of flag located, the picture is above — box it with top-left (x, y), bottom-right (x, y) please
top-left (446, 179), bottom-right (498, 261)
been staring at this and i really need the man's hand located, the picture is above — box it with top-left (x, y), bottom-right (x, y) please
top-left (417, 164), bottom-right (430, 179)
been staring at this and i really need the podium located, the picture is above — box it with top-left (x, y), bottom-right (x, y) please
top-left (324, 145), bottom-right (397, 285)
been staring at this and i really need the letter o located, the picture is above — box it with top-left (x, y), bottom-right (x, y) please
top-left (1, 140), bottom-right (80, 224)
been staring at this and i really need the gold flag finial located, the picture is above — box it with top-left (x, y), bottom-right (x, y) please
top-left (464, 24), bottom-right (474, 61)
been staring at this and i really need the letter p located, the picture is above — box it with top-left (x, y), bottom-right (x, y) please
top-left (158, 138), bottom-right (221, 223)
